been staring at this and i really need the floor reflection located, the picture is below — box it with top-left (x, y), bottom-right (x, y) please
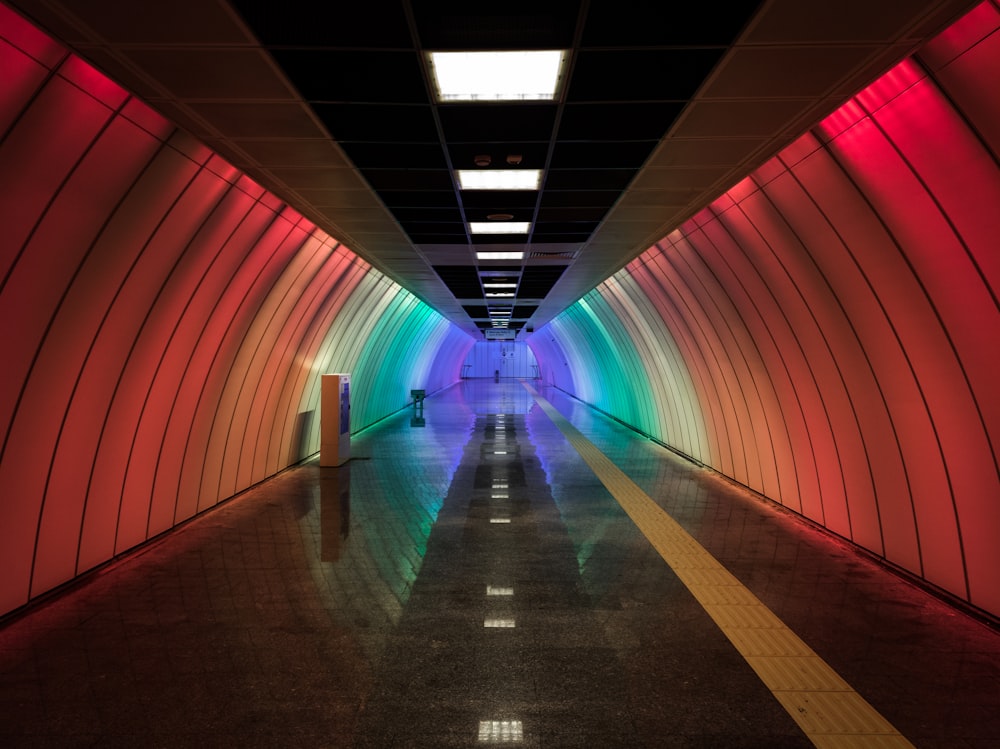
top-left (351, 385), bottom-right (635, 747)
top-left (2, 380), bottom-right (997, 747)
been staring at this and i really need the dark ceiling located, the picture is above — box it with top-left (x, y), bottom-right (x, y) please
top-left (8, 0), bottom-right (979, 338)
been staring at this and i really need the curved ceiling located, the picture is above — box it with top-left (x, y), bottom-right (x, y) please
top-left (6, 0), bottom-right (979, 337)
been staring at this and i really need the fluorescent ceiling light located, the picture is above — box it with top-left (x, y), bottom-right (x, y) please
top-left (430, 50), bottom-right (565, 101)
top-left (483, 283), bottom-right (517, 289)
top-left (458, 169), bottom-right (541, 190)
top-left (477, 251), bottom-right (524, 261)
top-left (470, 222), bottom-right (530, 235)
top-left (486, 292), bottom-right (515, 298)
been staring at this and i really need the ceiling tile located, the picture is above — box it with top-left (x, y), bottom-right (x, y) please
top-left (270, 50), bottom-right (426, 103)
top-left (234, 139), bottom-right (351, 168)
top-left (187, 101), bottom-right (326, 138)
top-left (312, 104), bottom-right (439, 142)
top-left (568, 49), bottom-right (725, 101)
top-left (438, 105), bottom-right (557, 141)
top-left (581, 0), bottom-right (762, 45)
top-left (229, 0), bottom-right (413, 46)
top-left (672, 100), bottom-right (816, 138)
top-left (704, 46), bottom-right (883, 98)
top-left (123, 49), bottom-right (294, 99)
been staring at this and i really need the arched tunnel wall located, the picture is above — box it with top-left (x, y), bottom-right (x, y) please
top-left (0, 4), bottom-right (473, 617)
top-left (530, 3), bottom-right (1000, 619)
top-left (2, 2), bottom-right (999, 625)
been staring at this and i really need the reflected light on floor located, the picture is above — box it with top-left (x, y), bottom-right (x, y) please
top-left (484, 618), bottom-right (516, 628)
top-left (478, 719), bottom-right (523, 742)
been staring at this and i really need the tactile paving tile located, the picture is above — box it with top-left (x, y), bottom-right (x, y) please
top-left (525, 383), bottom-right (916, 749)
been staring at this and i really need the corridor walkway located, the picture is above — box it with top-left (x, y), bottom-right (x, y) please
top-left (1, 381), bottom-right (998, 747)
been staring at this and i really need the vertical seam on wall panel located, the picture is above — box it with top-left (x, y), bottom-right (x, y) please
top-left (45, 129), bottom-right (177, 581)
top-left (0, 49), bottom-right (70, 288)
top-left (0, 77), bottom-right (120, 459)
top-left (83, 146), bottom-right (204, 565)
top-left (814, 109), bottom-right (954, 593)
top-left (626, 256), bottom-right (709, 461)
top-left (669, 214), bottom-right (778, 501)
top-left (252, 240), bottom-right (353, 475)
top-left (778, 150), bottom-right (913, 571)
top-left (262, 243), bottom-right (354, 473)
top-left (202, 229), bottom-right (330, 506)
top-left (684, 215), bottom-right (794, 509)
top-left (604, 275), bottom-right (679, 450)
top-left (16, 92), bottom-right (143, 590)
top-left (62, 132), bottom-right (178, 575)
top-left (907, 56), bottom-right (1000, 457)
top-left (688, 208), bottom-right (810, 517)
top-left (740, 179), bottom-right (866, 543)
top-left (916, 15), bottom-right (1000, 207)
top-left (359, 285), bottom-right (410, 422)
top-left (653, 235), bottom-right (756, 492)
top-left (299, 255), bottom-right (379, 454)
top-left (848, 68), bottom-right (1000, 598)
top-left (636, 248), bottom-right (724, 468)
top-left (175, 213), bottom-right (302, 518)
top-left (158, 198), bottom-right (288, 524)
top-left (587, 288), bottom-right (646, 431)
top-left (715, 198), bottom-right (840, 528)
top-left (320, 266), bottom-right (376, 380)
top-left (136, 181), bottom-right (256, 538)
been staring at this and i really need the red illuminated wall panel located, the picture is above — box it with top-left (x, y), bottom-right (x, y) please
top-left (0, 7), bottom-right (471, 618)
top-left (537, 3), bottom-right (1000, 618)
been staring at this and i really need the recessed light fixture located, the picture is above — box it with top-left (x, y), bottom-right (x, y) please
top-left (477, 251), bottom-right (524, 261)
top-left (470, 222), bottom-right (530, 235)
top-left (429, 50), bottom-right (565, 102)
top-left (458, 170), bottom-right (541, 190)
top-left (483, 283), bottom-right (517, 289)
top-left (485, 292), bottom-right (515, 298)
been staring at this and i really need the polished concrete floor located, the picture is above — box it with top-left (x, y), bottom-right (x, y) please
top-left (1, 381), bottom-right (998, 748)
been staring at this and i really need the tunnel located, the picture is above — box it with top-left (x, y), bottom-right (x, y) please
top-left (1, 1), bottom-right (999, 746)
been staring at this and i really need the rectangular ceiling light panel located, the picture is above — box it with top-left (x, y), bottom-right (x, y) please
top-left (470, 222), bottom-right (530, 235)
top-left (458, 170), bottom-right (542, 190)
top-left (430, 50), bottom-right (566, 101)
top-left (477, 251), bottom-right (524, 260)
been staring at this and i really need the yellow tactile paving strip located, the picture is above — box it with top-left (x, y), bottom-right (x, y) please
top-left (525, 384), bottom-right (915, 749)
